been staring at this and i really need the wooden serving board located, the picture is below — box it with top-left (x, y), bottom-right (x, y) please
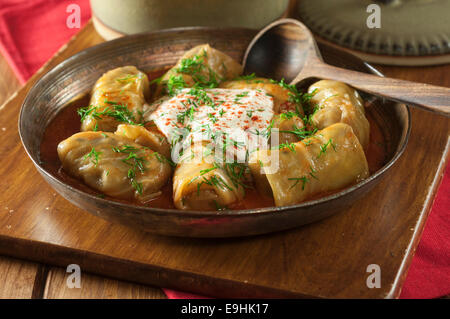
top-left (0, 21), bottom-right (448, 298)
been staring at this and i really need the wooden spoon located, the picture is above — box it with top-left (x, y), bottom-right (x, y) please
top-left (243, 18), bottom-right (450, 117)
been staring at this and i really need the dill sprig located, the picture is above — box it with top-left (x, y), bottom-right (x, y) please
top-left (270, 78), bottom-right (317, 115)
top-left (116, 74), bottom-right (138, 83)
top-left (192, 174), bottom-right (233, 194)
top-left (177, 106), bottom-right (196, 124)
top-left (224, 161), bottom-right (250, 189)
top-left (84, 147), bottom-right (102, 166)
top-left (288, 176), bottom-right (309, 190)
top-left (166, 75), bottom-right (187, 96)
top-left (77, 100), bottom-right (140, 126)
top-left (277, 142), bottom-right (297, 153)
top-left (112, 145), bottom-right (148, 195)
top-left (233, 73), bottom-right (256, 82)
top-left (152, 151), bottom-right (176, 168)
top-left (174, 50), bottom-right (221, 89)
top-left (278, 125), bottom-right (318, 141)
top-left (261, 119), bottom-right (275, 139)
top-left (317, 138), bottom-right (336, 158)
top-left (278, 111), bottom-right (297, 121)
top-left (288, 165), bottom-right (318, 190)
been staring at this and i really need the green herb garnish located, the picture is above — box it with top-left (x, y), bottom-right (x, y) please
top-left (77, 101), bottom-right (140, 126)
top-left (317, 138), bottom-right (336, 158)
top-left (84, 147), bottom-right (102, 166)
top-left (112, 145), bottom-right (147, 194)
top-left (116, 74), bottom-right (138, 83)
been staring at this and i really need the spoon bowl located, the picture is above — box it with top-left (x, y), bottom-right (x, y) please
top-left (243, 19), bottom-right (318, 82)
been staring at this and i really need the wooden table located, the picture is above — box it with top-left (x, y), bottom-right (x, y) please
top-left (0, 22), bottom-right (448, 299)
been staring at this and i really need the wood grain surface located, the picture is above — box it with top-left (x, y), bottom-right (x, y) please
top-left (0, 48), bottom-right (41, 300)
top-left (0, 256), bottom-right (40, 298)
top-left (43, 267), bottom-right (165, 299)
top-left (0, 54), bottom-right (20, 100)
top-left (0, 21), bottom-right (448, 299)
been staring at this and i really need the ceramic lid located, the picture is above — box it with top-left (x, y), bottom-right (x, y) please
top-left (296, 0), bottom-right (450, 56)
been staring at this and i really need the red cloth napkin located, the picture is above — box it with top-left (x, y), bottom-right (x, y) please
top-left (1, 0), bottom-right (448, 299)
top-left (399, 163), bottom-right (450, 299)
top-left (0, 0), bottom-right (91, 83)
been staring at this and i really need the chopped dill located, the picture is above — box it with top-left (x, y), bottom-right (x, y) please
top-left (288, 176), bottom-right (309, 190)
top-left (112, 145), bottom-right (148, 194)
top-left (317, 138), bottom-right (336, 158)
top-left (84, 147), bottom-right (102, 166)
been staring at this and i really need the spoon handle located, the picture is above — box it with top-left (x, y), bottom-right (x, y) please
top-left (305, 63), bottom-right (450, 117)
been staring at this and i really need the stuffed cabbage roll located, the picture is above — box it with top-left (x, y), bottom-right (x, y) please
top-left (220, 77), bottom-right (304, 115)
top-left (249, 123), bottom-right (369, 206)
top-left (115, 124), bottom-right (171, 159)
top-left (272, 113), bottom-right (306, 145)
top-left (173, 143), bottom-right (245, 210)
top-left (308, 80), bottom-right (370, 150)
top-left (155, 44), bottom-right (243, 97)
top-left (58, 132), bottom-right (171, 202)
top-left (81, 66), bottom-right (150, 132)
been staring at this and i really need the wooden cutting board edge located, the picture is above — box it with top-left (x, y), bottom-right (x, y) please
top-left (1, 20), bottom-right (448, 299)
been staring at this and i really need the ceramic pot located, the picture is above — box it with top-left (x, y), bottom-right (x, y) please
top-left (91, 0), bottom-right (291, 39)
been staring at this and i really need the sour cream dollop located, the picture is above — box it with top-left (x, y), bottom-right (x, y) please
top-left (150, 88), bottom-right (274, 163)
